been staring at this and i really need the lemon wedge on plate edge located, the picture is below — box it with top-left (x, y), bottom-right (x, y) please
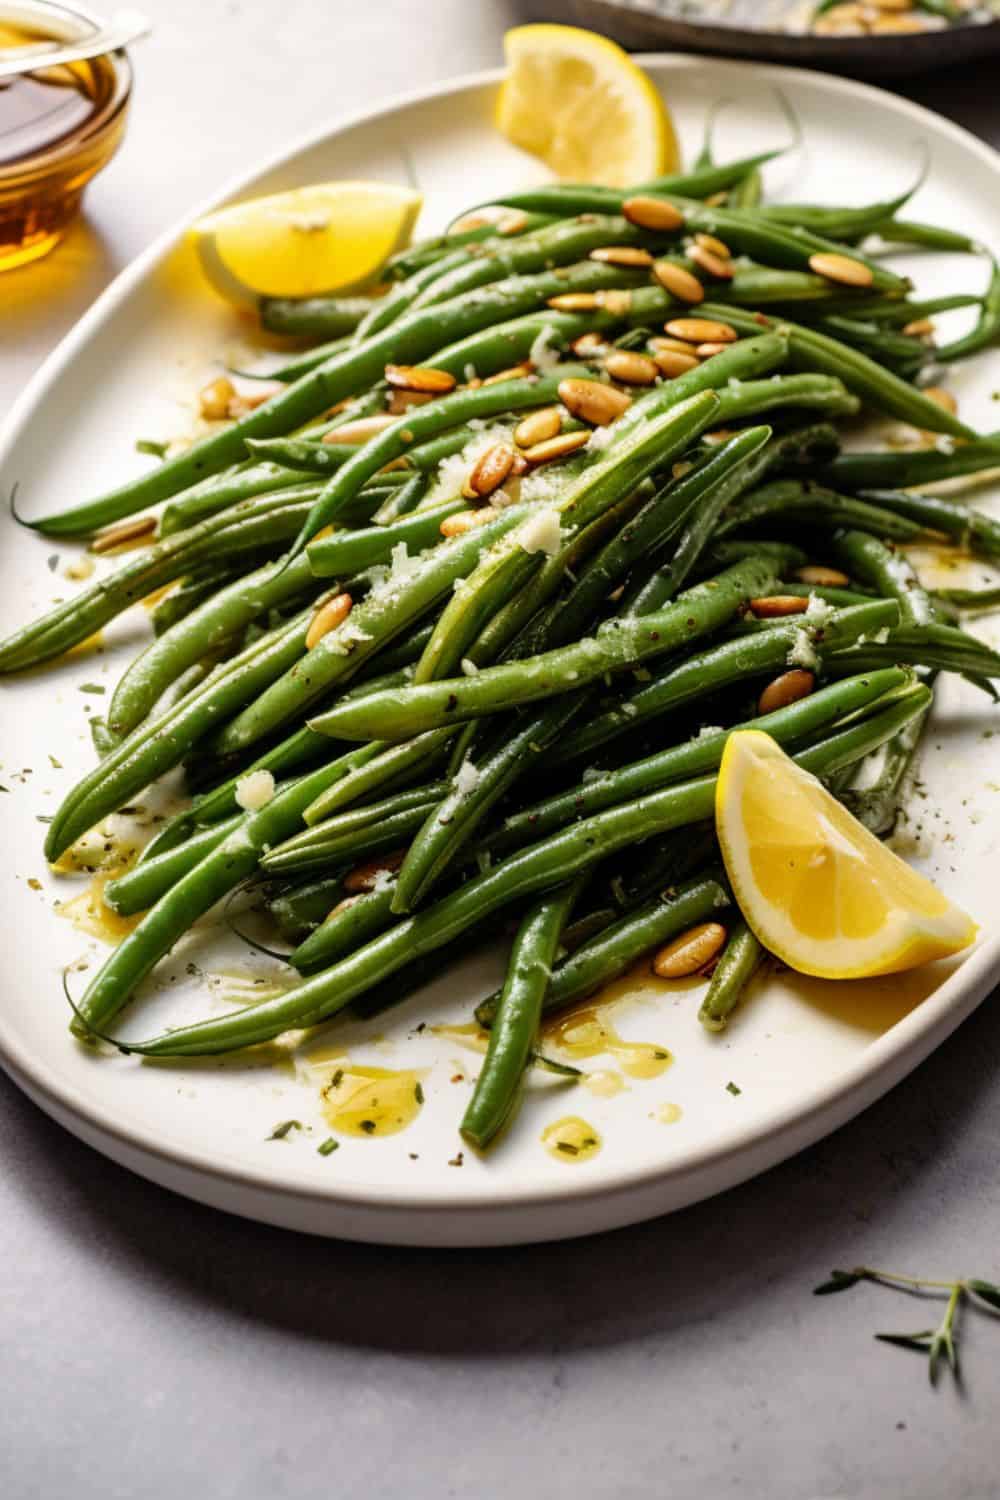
top-left (496, 24), bottom-right (679, 187)
top-left (715, 730), bottom-right (977, 979)
top-left (188, 182), bottom-right (422, 307)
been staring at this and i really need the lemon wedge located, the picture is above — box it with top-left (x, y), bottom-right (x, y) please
top-left (189, 182), bottom-right (423, 306)
top-left (715, 730), bottom-right (976, 979)
top-left (496, 24), bottom-right (678, 188)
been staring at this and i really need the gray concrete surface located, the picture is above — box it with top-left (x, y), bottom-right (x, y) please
top-left (3, 4), bottom-right (1000, 1496)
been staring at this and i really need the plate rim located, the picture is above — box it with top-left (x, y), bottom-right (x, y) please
top-left (3, 53), bottom-right (1000, 1232)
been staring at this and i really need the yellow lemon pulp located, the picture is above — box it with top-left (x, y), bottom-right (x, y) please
top-left (715, 730), bottom-right (977, 979)
top-left (496, 24), bottom-right (678, 188)
top-left (189, 181), bottom-right (422, 305)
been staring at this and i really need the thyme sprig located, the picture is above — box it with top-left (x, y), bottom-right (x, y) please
top-left (814, 1266), bottom-right (1000, 1386)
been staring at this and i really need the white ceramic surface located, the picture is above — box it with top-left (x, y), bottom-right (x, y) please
top-left (1, 56), bottom-right (999, 1247)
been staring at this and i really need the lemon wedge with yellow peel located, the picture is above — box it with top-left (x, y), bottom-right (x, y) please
top-left (496, 24), bottom-right (678, 188)
top-left (189, 182), bottom-right (423, 307)
top-left (715, 730), bottom-right (976, 979)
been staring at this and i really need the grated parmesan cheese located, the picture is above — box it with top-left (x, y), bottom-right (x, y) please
top-left (460, 658), bottom-right (479, 676)
top-left (529, 324), bottom-right (561, 372)
top-left (787, 628), bottom-right (819, 670)
top-left (234, 769), bottom-right (275, 812)
top-left (454, 758), bottom-right (481, 796)
top-left (517, 506), bottom-right (563, 557)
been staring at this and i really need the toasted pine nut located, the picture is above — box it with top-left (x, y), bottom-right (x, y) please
top-left (91, 515), bottom-right (157, 554)
top-left (604, 349), bottom-right (659, 386)
top-left (694, 231), bottom-right (731, 260)
top-left (621, 195), bottom-right (685, 232)
top-left (808, 252), bottom-right (874, 289)
top-left (704, 427), bottom-right (736, 444)
top-left (694, 341), bottom-right (732, 359)
top-left (653, 260), bottom-right (704, 304)
top-left (325, 896), bottom-right (360, 922)
top-left (548, 292), bottom-right (599, 311)
top-left (322, 414), bottom-right (397, 445)
top-left (653, 922), bottom-right (728, 979)
top-left (514, 407), bottom-right (562, 449)
top-left (794, 565), bottom-right (850, 588)
top-left (688, 243), bottom-right (734, 281)
top-left (758, 669), bottom-right (815, 716)
top-left (902, 317), bottom-right (934, 337)
top-left (589, 245), bottom-right (654, 268)
top-left (440, 507), bottom-right (499, 537)
top-left (704, 191), bottom-right (729, 207)
top-left (571, 332), bottom-right (610, 358)
top-left (749, 595), bottom-right (810, 619)
top-left (877, 0), bottom-right (914, 11)
top-left (521, 431), bottom-right (593, 465)
top-left (557, 378), bottom-right (632, 427)
top-left (199, 376), bottom-right (236, 421)
top-left (650, 335), bottom-right (700, 357)
top-left (387, 388), bottom-right (435, 415)
top-left (226, 380), bottom-right (285, 417)
top-left (596, 289), bottom-right (633, 316)
top-left (385, 364), bottom-right (456, 394)
top-left (665, 317), bottom-right (738, 345)
top-left (450, 213), bottom-right (491, 234)
top-left (498, 210), bottom-right (529, 235)
top-left (482, 361), bottom-right (535, 385)
top-left (923, 386), bottom-right (958, 415)
top-left (654, 349), bottom-right (700, 378)
top-left (463, 444), bottom-right (515, 500)
top-left (343, 849), bottom-right (408, 894)
top-left (870, 14), bottom-right (926, 32)
top-left (306, 592), bottom-right (353, 650)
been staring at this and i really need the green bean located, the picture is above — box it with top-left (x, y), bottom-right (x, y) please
top-left (311, 556), bottom-right (776, 742)
top-left (392, 692), bottom-right (585, 913)
top-left (869, 218), bottom-right (978, 253)
top-left (829, 293), bottom-right (982, 326)
top-left (268, 874), bottom-right (347, 944)
top-left (429, 308), bottom-right (622, 379)
top-left (500, 878), bottom-right (731, 1028)
top-left (824, 439), bottom-right (1000, 492)
top-left (474, 150), bottom-right (795, 218)
top-left (758, 169), bottom-right (922, 241)
top-left (728, 167), bottom-right (762, 212)
top-left (291, 885), bottom-right (400, 976)
top-left (262, 781), bottom-right (448, 877)
top-left (813, 316), bottom-right (931, 369)
top-left (104, 813), bottom-right (245, 915)
top-left (372, 470), bottom-right (428, 525)
top-left (149, 567), bottom-right (243, 635)
top-left (837, 688), bottom-right (932, 837)
top-left (932, 584), bottom-right (1000, 609)
top-left (260, 335), bottom-right (354, 383)
top-left (259, 295), bottom-right (375, 337)
top-left (104, 691), bottom-right (928, 1055)
top-left (548, 597), bottom-right (900, 766)
top-left (352, 252), bottom-right (468, 341)
top-left (856, 489), bottom-right (1000, 560)
top-left (699, 303), bottom-right (978, 440)
top-left (263, 797), bottom-right (441, 878)
top-left (829, 623), bottom-right (1000, 680)
top-left (828, 529), bottom-right (933, 627)
top-left (935, 258), bottom-right (1000, 361)
top-left (107, 551), bottom-right (319, 739)
top-left (29, 261), bottom-right (645, 536)
top-left (460, 879), bottom-right (582, 1150)
top-left (240, 437), bottom-right (362, 476)
top-left (302, 503), bottom-right (465, 583)
top-left (387, 211), bottom-right (556, 280)
top-left (0, 495), bottom-right (317, 674)
top-left (213, 502), bottom-right (537, 755)
top-left (68, 741), bottom-right (384, 1034)
top-left (713, 373), bottom-right (860, 424)
top-left (698, 919), bottom-right (765, 1033)
top-left (555, 427), bottom-right (773, 639)
top-left (716, 479), bottom-right (927, 544)
top-left (485, 668), bottom-right (908, 856)
top-left (302, 728), bottom-right (456, 825)
top-left (45, 604), bottom-right (321, 860)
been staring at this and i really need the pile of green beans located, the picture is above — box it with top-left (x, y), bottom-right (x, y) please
top-left (4, 125), bottom-right (998, 1155)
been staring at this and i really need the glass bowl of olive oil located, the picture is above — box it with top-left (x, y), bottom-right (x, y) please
top-left (0, 1), bottom-right (131, 270)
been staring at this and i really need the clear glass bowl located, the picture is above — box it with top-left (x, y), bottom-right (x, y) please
top-left (0, 1), bottom-right (132, 271)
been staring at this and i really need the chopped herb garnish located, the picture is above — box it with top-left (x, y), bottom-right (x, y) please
top-left (317, 1137), bottom-right (339, 1157)
top-left (725, 1081), bottom-right (742, 1095)
top-left (414, 1081), bottom-right (425, 1104)
top-left (46, 554), bottom-right (60, 573)
top-left (48, 754), bottom-right (62, 770)
top-left (267, 1119), bottom-right (302, 1141)
top-left (135, 438), bottom-right (170, 458)
top-left (330, 1068), bottom-right (343, 1089)
top-left (359, 1119), bottom-right (376, 1134)
top-left (35, 814), bottom-right (53, 823)
top-left (78, 683), bottom-right (105, 695)
top-left (557, 1141), bottom-right (580, 1155)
